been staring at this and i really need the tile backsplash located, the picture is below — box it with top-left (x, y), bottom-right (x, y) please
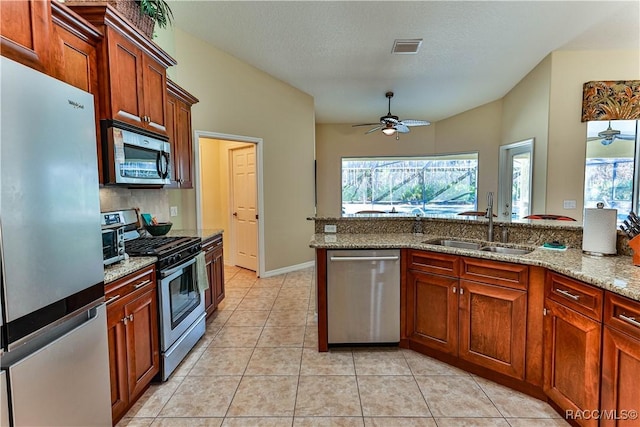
top-left (99, 187), bottom-right (170, 222)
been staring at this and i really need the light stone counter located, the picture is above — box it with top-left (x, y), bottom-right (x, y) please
top-left (310, 232), bottom-right (640, 302)
top-left (167, 228), bottom-right (223, 242)
top-left (104, 256), bottom-right (157, 284)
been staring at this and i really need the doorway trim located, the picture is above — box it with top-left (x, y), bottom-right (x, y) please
top-left (193, 130), bottom-right (265, 277)
top-left (498, 138), bottom-right (534, 219)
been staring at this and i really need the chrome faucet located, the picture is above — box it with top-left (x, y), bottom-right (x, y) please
top-left (486, 192), bottom-right (494, 242)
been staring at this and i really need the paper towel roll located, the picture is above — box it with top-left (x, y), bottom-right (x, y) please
top-left (582, 208), bottom-right (617, 255)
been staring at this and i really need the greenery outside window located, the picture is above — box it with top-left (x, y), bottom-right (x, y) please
top-left (341, 153), bottom-right (478, 216)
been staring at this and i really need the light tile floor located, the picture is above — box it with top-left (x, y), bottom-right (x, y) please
top-left (117, 266), bottom-right (569, 427)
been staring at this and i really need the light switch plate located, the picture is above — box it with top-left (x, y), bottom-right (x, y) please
top-left (170, 206), bottom-right (178, 217)
top-left (563, 200), bottom-right (577, 209)
top-left (324, 224), bottom-right (337, 233)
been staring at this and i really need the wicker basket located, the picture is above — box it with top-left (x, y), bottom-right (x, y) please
top-left (67, 0), bottom-right (155, 38)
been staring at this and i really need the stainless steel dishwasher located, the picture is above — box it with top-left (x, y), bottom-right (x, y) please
top-left (327, 249), bottom-right (400, 344)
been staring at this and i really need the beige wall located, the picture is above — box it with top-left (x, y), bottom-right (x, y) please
top-left (163, 28), bottom-right (316, 273)
top-left (547, 49), bottom-right (639, 221)
top-left (316, 101), bottom-right (503, 216)
top-left (501, 54), bottom-right (552, 214)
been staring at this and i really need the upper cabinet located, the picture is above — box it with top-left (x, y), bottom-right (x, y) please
top-left (166, 79), bottom-right (199, 189)
top-left (67, 4), bottom-right (177, 138)
top-left (0, 0), bottom-right (52, 73)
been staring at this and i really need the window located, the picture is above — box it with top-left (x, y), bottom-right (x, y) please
top-left (341, 153), bottom-right (478, 215)
top-left (584, 120), bottom-right (639, 223)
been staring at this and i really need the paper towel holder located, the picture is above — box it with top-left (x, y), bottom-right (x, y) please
top-left (582, 203), bottom-right (618, 256)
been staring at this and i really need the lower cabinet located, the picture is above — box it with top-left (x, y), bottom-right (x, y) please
top-left (203, 234), bottom-right (225, 317)
top-left (106, 265), bottom-right (159, 425)
top-left (543, 272), bottom-right (603, 427)
top-left (458, 279), bottom-right (527, 379)
top-left (600, 292), bottom-right (640, 427)
top-left (405, 250), bottom-right (528, 380)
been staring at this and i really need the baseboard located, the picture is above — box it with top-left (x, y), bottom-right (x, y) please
top-left (261, 260), bottom-right (315, 278)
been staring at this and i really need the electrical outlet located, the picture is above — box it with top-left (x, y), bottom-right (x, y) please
top-left (170, 206), bottom-right (178, 217)
top-left (563, 200), bottom-right (577, 209)
top-left (324, 234), bottom-right (337, 243)
top-left (324, 224), bottom-right (337, 233)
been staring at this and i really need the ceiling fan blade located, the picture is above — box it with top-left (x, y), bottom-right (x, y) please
top-left (401, 119), bottom-right (431, 127)
top-left (616, 134), bottom-right (637, 140)
top-left (586, 136), bottom-right (603, 141)
top-left (396, 124), bottom-right (410, 133)
top-left (353, 123), bottom-right (383, 127)
top-left (365, 126), bottom-right (383, 134)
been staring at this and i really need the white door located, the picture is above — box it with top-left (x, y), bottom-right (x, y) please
top-left (231, 145), bottom-right (258, 271)
top-left (499, 140), bottom-right (533, 219)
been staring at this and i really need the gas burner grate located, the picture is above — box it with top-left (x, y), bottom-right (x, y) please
top-left (125, 236), bottom-right (199, 257)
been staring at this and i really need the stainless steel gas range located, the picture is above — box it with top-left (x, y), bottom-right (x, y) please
top-left (104, 209), bottom-right (206, 381)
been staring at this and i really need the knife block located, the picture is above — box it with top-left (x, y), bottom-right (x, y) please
top-left (628, 235), bottom-right (640, 266)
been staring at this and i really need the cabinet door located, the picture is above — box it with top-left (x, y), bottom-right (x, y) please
top-left (142, 54), bottom-right (168, 136)
top-left (53, 25), bottom-right (98, 93)
top-left (106, 28), bottom-right (144, 127)
top-left (175, 101), bottom-right (194, 187)
top-left (213, 246), bottom-right (225, 305)
top-left (166, 94), bottom-right (180, 186)
top-left (600, 326), bottom-right (640, 427)
top-left (106, 298), bottom-right (129, 423)
top-left (544, 299), bottom-right (601, 427)
top-left (459, 280), bottom-right (527, 379)
top-left (124, 286), bottom-right (160, 401)
top-left (406, 269), bottom-right (458, 355)
top-left (204, 248), bottom-right (217, 317)
top-left (0, 0), bottom-right (51, 72)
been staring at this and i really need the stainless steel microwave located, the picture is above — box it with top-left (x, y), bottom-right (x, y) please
top-left (102, 123), bottom-right (171, 185)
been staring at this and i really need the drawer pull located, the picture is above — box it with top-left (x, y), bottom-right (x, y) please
top-left (619, 314), bottom-right (640, 329)
top-left (133, 279), bottom-right (152, 290)
top-left (556, 288), bottom-right (580, 301)
top-left (106, 295), bottom-right (120, 304)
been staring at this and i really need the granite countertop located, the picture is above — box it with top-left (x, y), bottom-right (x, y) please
top-left (167, 228), bottom-right (223, 242)
top-left (310, 233), bottom-right (640, 302)
top-left (104, 256), bottom-right (157, 284)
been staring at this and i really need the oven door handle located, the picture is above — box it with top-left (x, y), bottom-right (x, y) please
top-left (161, 257), bottom-right (197, 279)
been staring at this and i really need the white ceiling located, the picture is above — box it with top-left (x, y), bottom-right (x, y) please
top-left (170, 1), bottom-right (640, 124)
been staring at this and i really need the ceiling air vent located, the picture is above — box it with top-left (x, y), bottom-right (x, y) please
top-left (392, 39), bottom-right (423, 54)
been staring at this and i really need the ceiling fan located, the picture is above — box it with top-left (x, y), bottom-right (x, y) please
top-left (352, 91), bottom-right (430, 139)
top-left (587, 121), bottom-right (636, 146)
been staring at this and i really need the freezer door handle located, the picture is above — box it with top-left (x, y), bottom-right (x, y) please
top-left (330, 256), bottom-right (399, 262)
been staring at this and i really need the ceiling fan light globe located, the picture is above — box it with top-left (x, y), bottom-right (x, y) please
top-left (382, 127), bottom-right (397, 136)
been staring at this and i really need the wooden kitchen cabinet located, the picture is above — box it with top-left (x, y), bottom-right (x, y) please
top-left (203, 234), bottom-right (225, 317)
top-left (458, 279), bottom-right (527, 379)
top-left (544, 272), bottom-right (603, 427)
top-left (167, 79), bottom-right (199, 188)
top-left (0, 0), bottom-right (52, 72)
top-left (404, 250), bottom-right (528, 380)
top-left (406, 261), bottom-right (459, 356)
top-left (600, 292), bottom-right (640, 427)
top-left (105, 265), bottom-right (159, 425)
top-left (67, 4), bottom-right (176, 137)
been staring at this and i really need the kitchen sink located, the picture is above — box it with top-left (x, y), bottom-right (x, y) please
top-left (424, 239), bottom-right (533, 255)
top-left (479, 246), bottom-right (533, 255)
top-left (424, 239), bottom-right (483, 250)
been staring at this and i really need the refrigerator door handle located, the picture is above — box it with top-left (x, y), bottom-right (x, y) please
top-left (5, 298), bottom-right (103, 354)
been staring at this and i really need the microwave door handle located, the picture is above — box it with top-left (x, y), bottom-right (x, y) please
top-left (161, 152), bottom-right (170, 179)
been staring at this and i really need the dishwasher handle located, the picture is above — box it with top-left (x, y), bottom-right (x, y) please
top-left (330, 255), bottom-right (399, 262)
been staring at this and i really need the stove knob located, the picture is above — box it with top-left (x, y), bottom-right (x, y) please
top-left (175, 253), bottom-right (182, 262)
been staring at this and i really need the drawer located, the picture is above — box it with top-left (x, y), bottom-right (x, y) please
top-left (604, 291), bottom-right (640, 340)
top-left (408, 250), bottom-right (459, 277)
top-left (202, 234), bottom-right (223, 253)
top-left (546, 272), bottom-right (603, 321)
top-left (105, 265), bottom-right (156, 304)
top-left (460, 257), bottom-right (528, 290)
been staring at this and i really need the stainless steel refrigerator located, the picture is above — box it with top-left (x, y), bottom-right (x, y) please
top-left (0, 57), bottom-right (111, 426)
